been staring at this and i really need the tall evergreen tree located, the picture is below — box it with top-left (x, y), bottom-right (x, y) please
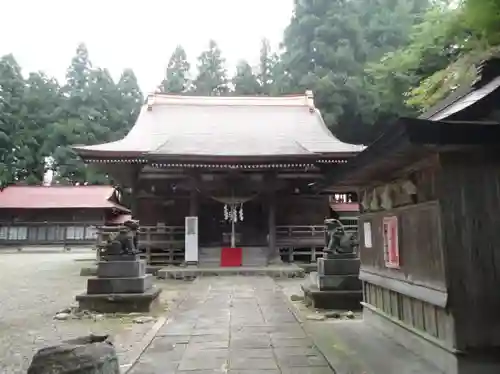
top-left (52, 44), bottom-right (112, 184)
top-left (20, 72), bottom-right (63, 184)
top-left (258, 39), bottom-right (274, 95)
top-left (161, 45), bottom-right (191, 93)
top-left (281, 0), bottom-right (431, 143)
top-left (117, 68), bottom-right (143, 136)
top-left (0, 55), bottom-right (26, 188)
top-left (193, 40), bottom-right (229, 96)
top-left (232, 61), bottom-right (260, 95)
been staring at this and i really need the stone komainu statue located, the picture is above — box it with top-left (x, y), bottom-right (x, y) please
top-left (104, 220), bottom-right (140, 256)
top-left (324, 218), bottom-right (358, 256)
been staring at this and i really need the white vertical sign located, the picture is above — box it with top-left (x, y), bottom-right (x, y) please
top-left (185, 216), bottom-right (198, 263)
top-left (363, 222), bottom-right (373, 248)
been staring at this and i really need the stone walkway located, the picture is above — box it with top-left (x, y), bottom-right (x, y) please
top-left (130, 276), bottom-right (334, 374)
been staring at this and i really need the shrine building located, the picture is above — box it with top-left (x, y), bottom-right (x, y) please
top-left (73, 91), bottom-right (362, 267)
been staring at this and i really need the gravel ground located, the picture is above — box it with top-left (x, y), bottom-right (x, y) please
top-left (0, 248), bottom-right (190, 374)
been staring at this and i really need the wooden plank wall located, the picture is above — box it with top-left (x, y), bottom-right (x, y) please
top-left (438, 151), bottom-right (500, 349)
top-left (359, 201), bottom-right (446, 291)
top-left (364, 282), bottom-right (454, 347)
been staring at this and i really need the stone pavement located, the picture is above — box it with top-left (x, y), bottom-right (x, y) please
top-left (130, 276), bottom-right (334, 374)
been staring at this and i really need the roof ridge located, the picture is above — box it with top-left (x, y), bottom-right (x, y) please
top-left (146, 91), bottom-right (316, 110)
top-left (3, 185), bottom-right (114, 188)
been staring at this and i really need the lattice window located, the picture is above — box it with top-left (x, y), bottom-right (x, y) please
top-left (85, 226), bottom-right (97, 240)
top-left (8, 227), bottom-right (27, 240)
top-left (0, 226), bottom-right (7, 240)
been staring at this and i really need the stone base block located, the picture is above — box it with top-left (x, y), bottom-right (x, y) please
top-left (323, 252), bottom-right (358, 260)
top-left (97, 260), bottom-right (146, 278)
top-left (318, 257), bottom-right (360, 276)
top-left (301, 283), bottom-right (362, 310)
top-left (87, 274), bottom-right (153, 294)
top-left (317, 274), bottom-right (362, 291)
top-left (76, 287), bottom-right (161, 313)
top-left (157, 265), bottom-right (305, 280)
top-left (101, 254), bottom-right (140, 262)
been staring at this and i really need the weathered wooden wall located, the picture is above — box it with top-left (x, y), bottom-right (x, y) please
top-left (136, 196), bottom-right (189, 226)
top-left (437, 151), bottom-right (500, 350)
top-left (0, 208), bottom-right (104, 223)
top-left (359, 201), bottom-right (446, 291)
top-left (358, 162), bottom-right (455, 349)
top-left (0, 208), bottom-right (106, 245)
top-left (276, 195), bottom-right (329, 226)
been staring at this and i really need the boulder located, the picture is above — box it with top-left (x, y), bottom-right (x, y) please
top-left (27, 335), bottom-right (119, 374)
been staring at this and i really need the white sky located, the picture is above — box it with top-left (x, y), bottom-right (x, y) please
top-left (0, 0), bottom-right (294, 93)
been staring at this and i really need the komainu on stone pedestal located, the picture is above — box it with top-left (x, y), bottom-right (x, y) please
top-left (27, 335), bottom-right (119, 374)
top-left (302, 218), bottom-right (362, 310)
top-left (77, 220), bottom-right (161, 313)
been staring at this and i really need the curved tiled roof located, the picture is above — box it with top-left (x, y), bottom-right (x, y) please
top-left (73, 93), bottom-right (364, 159)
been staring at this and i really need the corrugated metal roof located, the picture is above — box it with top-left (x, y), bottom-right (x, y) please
top-left (0, 185), bottom-right (130, 211)
top-left (73, 93), bottom-right (364, 158)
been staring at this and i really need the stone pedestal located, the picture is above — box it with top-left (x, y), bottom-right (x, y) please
top-left (76, 254), bottom-right (161, 313)
top-left (302, 255), bottom-right (362, 310)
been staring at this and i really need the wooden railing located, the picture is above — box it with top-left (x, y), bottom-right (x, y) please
top-left (96, 225), bottom-right (185, 266)
top-left (0, 222), bottom-right (99, 247)
top-left (276, 217), bottom-right (359, 263)
top-left (138, 225), bottom-right (185, 265)
top-left (95, 219), bottom-right (359, 266)
top-left (276, 225), bottom-right (325, 263)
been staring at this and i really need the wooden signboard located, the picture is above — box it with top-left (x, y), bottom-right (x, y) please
top-left (383, 216), bottom-right (400, 268)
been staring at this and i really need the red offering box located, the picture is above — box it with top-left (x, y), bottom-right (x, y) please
top-left (220, 247), bottom-right (242, 267)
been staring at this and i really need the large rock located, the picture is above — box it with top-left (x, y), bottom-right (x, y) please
top-left (27, 335), bottom-right (119, 374)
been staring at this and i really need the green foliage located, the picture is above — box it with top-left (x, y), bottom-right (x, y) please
top-left (0, 55), bottom-right (26, 188)
top-left (463, 0), bottom-right (500, 45)
top-left (280, 0), bottom-right (431, 143)
top-left (8, 0), bottom-right (500, 187)
top-left (193, 40), bottom-right (229, 96)
top-left (161, 45), bottom-right (191, 93)
top-left (0, 43), bottom-right (142, 187)
top-left (370, 0), bottom-right (500, 112)
top-left (367, 5), bottom-right (468, 113)
top-left (258, 39), bottom-right (275, 95)
top-left (232, 61), bottom-right (260, 95)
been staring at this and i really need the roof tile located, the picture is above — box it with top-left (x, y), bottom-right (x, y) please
top-left (0, 185), bottom-right (129, 211)
top-left (74, 93), bottom-right (364, 157)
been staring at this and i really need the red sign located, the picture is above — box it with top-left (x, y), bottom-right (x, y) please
top-left (383, 216), bottom-right (399, 268)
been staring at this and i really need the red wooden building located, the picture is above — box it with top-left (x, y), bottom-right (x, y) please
top-left (0, 185), bottom-right (129, 246)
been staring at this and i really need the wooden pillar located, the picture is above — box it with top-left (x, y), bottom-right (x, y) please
top-left (268, 190), bottom-right (278, 264)
top-left (189, 188), bottom-right (198, 216)
top-left (130, 166), bottom-right (140, 219)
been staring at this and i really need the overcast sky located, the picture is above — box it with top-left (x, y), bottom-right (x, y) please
top-left (0, 0), bottom-right (293, 93)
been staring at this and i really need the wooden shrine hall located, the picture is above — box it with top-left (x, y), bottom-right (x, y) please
top-left (73, 91), bottom-right (362, 267)
top-left (315, 58), bottom-right (500, 373)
